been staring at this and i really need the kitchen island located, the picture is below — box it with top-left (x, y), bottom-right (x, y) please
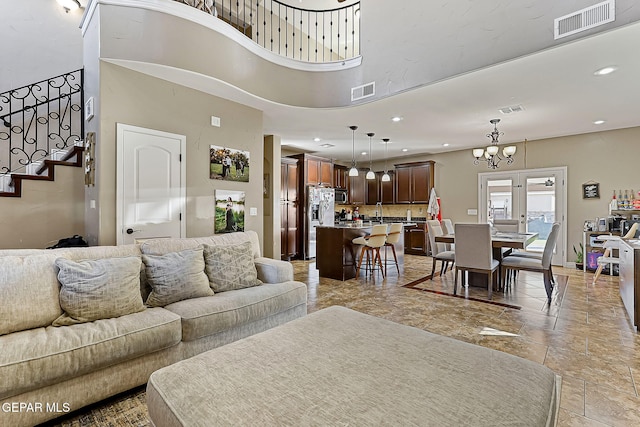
top-left (316, 223), bottom-right (407, 280)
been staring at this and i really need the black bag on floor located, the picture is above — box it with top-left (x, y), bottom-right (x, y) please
top-left (47, 235), bottom-right (89, 249)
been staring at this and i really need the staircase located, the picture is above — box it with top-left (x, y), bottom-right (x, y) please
top-left (0, 69), bottom-right (84, 198)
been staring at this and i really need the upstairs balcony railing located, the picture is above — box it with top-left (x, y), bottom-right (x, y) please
top-left (177, 0), bottom-right (361, 63)
top-left (0, 69), bottom-right (83, 174)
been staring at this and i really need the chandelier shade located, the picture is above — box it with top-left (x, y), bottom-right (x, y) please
top-left (472, 119), bottom-right (516, 169)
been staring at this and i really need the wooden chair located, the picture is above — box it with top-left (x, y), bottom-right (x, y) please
top-left (453, 223), bottom-right (499, 299)
top-left (352, 224), bottom-right (388, 278)
top-left (383, 223), bottom-right (403, 274)
top-left (501, 222), bottom-right (560, 302)
top-left (426, 220), bottom-right (455, 280)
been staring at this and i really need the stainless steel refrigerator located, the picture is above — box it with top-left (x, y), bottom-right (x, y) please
top-left (305, 186), bottom-right (335, 259)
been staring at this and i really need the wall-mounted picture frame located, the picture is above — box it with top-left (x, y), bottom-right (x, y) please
top-left (214, 190), bottom-right (245, 233)
top-left (210, 145), bottom-right (250, 182)
top-left (582, 182), bottom-right (600, 199)
top-left (84, 97), bottom-right (94, 121)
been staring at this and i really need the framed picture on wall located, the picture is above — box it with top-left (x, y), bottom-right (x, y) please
top-left (582, 182), bottom-right (600, 199)
top-left (214, 190), bottom-right (245, 233)
top-left (210, 145), bottom-right (250, 182)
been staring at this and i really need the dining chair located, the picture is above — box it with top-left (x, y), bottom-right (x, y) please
top-left (426, 220), bottom-right (455, 280)
top-left (492, 219), bottom-right (520, 232)
top-left (441, 218), bottom-right (455, 251)
top-left (352, 224), bottom-right (388, 278)
top-left (383, 223), bottom-right (403, 274)
top-left (592, 222), bottom-right (639, 284)
top-left (453, 223), bottom-right (499, 299)
top-left (500, 222), bottom-right (560, 302)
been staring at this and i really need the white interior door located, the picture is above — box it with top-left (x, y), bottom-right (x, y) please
top-left (479, 167), bottom-right (567, 266)
top-left (116, 124), bottom-right (186, 245)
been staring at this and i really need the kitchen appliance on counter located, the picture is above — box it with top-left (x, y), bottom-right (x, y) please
top-left (305, 186), bottom-right (335, 259)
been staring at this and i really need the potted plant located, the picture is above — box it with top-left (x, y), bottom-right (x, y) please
top-left (573, 243), bottom-right (584, 270)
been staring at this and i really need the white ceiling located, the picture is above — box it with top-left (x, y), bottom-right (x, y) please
top-left (262, 20), bottom-right (640, 162)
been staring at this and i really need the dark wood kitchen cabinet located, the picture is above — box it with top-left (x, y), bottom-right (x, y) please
top-left (394, 161), bottom-right (435, 204)
top-left (280, 158), bottom-right (299, 260)
top-left (366, 174), bottom-right (379, 205)
top-left (290, 154), bottom-right (333, 187)
top-left (333, 164), bottom-right (348, 189)
top-left (380, 171), bottom-right (395, 204)
top-left (349, 171), bottom-right (367, 205)
top-left (404, 221), bottom-right (429, 255)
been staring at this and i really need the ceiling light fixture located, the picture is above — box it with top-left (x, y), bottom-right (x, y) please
top-left (401, 148), bottom-right (408, 152)
top-left (57, 0), bottom-right (81, 12)
top-left (472, 119), bottom-right (516, 169)
top-left (594, 66), bottom-right (617, 76)
top-left (313, 137), bottom-right (321, 142)
top-left (443, 143), bottom-right (450, 147)
top-left (381, 138), bottom-right (391, 182)
top-left (348, 125), bottom-right (359, 177)
top-left (391, 116), bottom-right (403, 122)
top-left (593, 120), bottom-right (606, 125)
top-left (366, 133), bottom-right (376, 180)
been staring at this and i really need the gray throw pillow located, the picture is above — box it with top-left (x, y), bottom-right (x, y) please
top-left (143, 246), bottom-right (214, 307)
top-left (203, 241), bottom-right (262, 292)
top-left (53, 256), bottom-right (145, 326)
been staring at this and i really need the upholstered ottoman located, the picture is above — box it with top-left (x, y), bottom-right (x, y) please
top-left (147, 306), bottom-right (561, 426)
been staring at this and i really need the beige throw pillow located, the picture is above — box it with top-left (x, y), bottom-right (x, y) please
top-left (203, 241), bottom-right (262, 292)
top-left (143, 246), bottom-right (214, 307)
top-left (53, 256), bottom-right (145, 326)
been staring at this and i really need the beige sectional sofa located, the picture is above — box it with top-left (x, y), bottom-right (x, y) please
top-left (0, 231), bottom-right (307, 427)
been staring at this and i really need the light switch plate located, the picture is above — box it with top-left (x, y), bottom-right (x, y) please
top-left (211, 116), bottom-right (221, 127)
top-left (249, 207), bottom-right (257, 216)
top-left (467, 209), bottom-right (478, 215)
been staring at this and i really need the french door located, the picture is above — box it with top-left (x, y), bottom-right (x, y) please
top-left (478, 167), bottom-right (567, 266)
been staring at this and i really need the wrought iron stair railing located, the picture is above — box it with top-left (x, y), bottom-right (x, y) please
top-left (0, 69), bottom-right (83, 175)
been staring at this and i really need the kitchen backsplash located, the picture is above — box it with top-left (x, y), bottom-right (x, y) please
top-left (337, 204), bottom-right (429, 219)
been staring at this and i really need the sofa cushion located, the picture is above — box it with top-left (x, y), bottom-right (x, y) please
top-left (0, 254), bottom-right (63, 336)
top-left (53, 256), bottom-right (146, 326)
top-left (140, 231), bottom-right (261, 258)
top-left (163, 281), bottom-right (307, 342)
top-left (0, 307), bottom-right (182, 400)
top-left (203, 241), bottom-right (262, 292)
top-left (143, 247), bottom-right (214, 307)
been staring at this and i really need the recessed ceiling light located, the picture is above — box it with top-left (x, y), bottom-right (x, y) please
top-left (594, 66), bottom-right (617, 76)
top-left (401, 148), bottom-right (408, 152)
top-left (593, 120), bottom-right (606, 125)
top-left (313, 137), bottom-right (321, 142)
top-left (391, 116), bottom-right (403, 122)
top-left (442, 143), bottom-right (450, 147)
top-left (361, 151), bottom-right (367, 155)
top-left (320, 143), bottom-right (334, 148)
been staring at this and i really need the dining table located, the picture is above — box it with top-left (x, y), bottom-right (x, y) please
top-left (435, 231), bottom-right (539, 289)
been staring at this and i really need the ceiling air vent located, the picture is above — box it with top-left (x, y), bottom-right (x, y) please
top-left (351, 82), bottom-right (375, 102)
top-left (499, 105), bottom-right (525, 115)
top-left (554, 0), bottom-right (615, 40)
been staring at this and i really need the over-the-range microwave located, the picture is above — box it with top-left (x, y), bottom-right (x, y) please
top-left (334, 188), bottom-right (348, 204)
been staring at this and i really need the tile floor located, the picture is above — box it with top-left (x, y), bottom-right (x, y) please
top-left (294, 255), bottom-right (640, 426)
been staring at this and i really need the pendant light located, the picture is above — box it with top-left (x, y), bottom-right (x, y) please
top-left (381, 138), bottom-right (391, 182)
top-left (366, 132), bottom-right (375, 180)
top-left (348, 125), bottom-right (359, 177)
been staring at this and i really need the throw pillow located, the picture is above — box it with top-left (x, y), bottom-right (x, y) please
top-left (203, 241), bottom-right (262, 292)
top-left (53, 256), bottom-right (145, 326)
top-left (142, 246), bottom-right (214, 307)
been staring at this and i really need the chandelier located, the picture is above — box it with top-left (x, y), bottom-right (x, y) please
top-left (472, 119), bottom-right (516, 169)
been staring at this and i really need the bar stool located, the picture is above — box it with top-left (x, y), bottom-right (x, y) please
top-left (383, 223), bottom-right (403, 274)
top-left (352, 224), bottom-right (388, 278)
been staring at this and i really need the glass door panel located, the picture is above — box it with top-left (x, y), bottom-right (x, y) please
top-left (485, 178), bottom-right (514, 222)
top-left (523, 176), bottom-right (556, 253)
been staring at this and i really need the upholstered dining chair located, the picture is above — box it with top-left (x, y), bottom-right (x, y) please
top-left (500, 222), bottom-right (560, 302)
top-left (352, 224), bottom-right (388, 278)
top-left (592, 222), bottom-right (639, 284)
top-left (453, 223), bottom-right (499, 299)
top-left (492, 219), bottom-right (520, 232)
top-left (441, 218), bottom-right (455, 251)
top-left (426, 220), bottom-right (455, 280)
top-left (383, 223), bottom-right (403, 275)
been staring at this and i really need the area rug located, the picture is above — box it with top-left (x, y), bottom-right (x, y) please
top-left (403, 272), bottom-right (568, 310)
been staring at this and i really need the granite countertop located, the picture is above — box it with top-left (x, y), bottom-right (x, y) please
top-left (318, 222), bottom-right (417, 229)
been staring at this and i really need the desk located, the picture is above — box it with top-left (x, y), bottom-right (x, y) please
top-left (435, 232), bottom-right (538, 288)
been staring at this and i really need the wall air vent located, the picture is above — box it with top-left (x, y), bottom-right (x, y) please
top-left (499, 105), bottom-right (525, 115)
top-left (554, 0), bottom-right (615, 40)
top-left (351, 82), bottom-right (375, 102)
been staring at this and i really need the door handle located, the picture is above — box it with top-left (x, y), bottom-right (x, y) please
top-left (126, 228), bottom-right (141, 235)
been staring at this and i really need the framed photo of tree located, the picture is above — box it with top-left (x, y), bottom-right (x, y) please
top-left (210, 145), bottom-right (250, 182)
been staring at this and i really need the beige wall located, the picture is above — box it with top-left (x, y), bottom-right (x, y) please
top-left (94, 63), bottom-right (264, 248)
top-left (0, 166), bottom-right (84, 249)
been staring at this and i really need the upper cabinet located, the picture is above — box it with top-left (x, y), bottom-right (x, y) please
top-left (333, 164), bottom-right (348, 189)
top-left (380, 171), bottom-right (395, 204)
top-left (394, 161), bottom-right (435, 204)
top-left (349, 171), bottom-right (367, 205)
top-left (289, 154), bottom-right (333, 187)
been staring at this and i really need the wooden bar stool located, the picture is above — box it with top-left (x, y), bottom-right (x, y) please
top-left (352, 224), bottom-right (388, 278)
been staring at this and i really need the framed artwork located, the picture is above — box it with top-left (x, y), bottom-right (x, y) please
top-left (214, 190), bottom-right (245, 233)
top-left (582, 182), bottom-right (600, 199)
top-left (210, 145), bottom-right (250, 182)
